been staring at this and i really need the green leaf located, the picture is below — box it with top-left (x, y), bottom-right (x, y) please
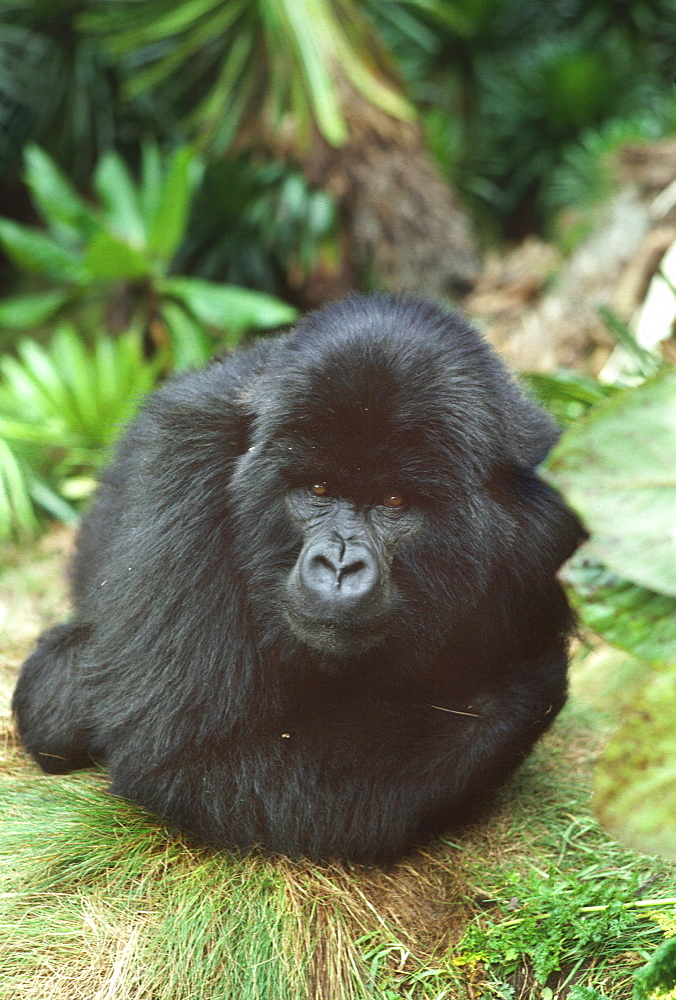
top-left (51, 326), bottom-right (101, 439)
top-left (139, 143), bottom-right (163, 233)
top-left (0, 416), bottom-right (64, 447)
top-left (525, 370), bottom-right (613, 427)
top-left (598, 306), bottom-right (662, 379)
top-left (0, 290), bottom-right (71, 329)
top-left (163, 277), bottom-right (297, 341)
top-left (15, 340), bottom-right (72, 415)
top-left (0, 440), bottom-right (39, 535)
top-left (83, 231), bottom-right (150, 281)
top-left (544, 371), bottom-right (676, 596)
top-left (562, 552), bottom-right (676, 666)
top-left (0, 219), bottom-right (83, 282)
top-left (23, 145), bottom-right (98, 238)
top-left (94, 152), bottom-right (146, 247)
top-left (634, 937), bottom-right (676, 1000)
top-left (595, 668), bottom-right (676, 861)
top-left (147, 146), bottom-right (202, 262)
top-left (28, 478), bottom-right (79, 525)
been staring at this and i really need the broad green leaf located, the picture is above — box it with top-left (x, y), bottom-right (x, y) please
top-left (94, 153), bottom-right (146, 247)
top-left (83, 231), bottom-right (150, 280)
top-left (0, 219), bottom-right (83, 282)
top-left (148, 146), bottom-right (202, 262)
top-left (544, 371), bottom-right (676, 596)
top-left (0, 290), bottom-right (71, 329)
top-left (163, 277), bottom-right (297, 340)
top-left (562, 551), bottom-right (676, 666)
top-left (595, 668), bottom-right (676, 860)
top-left (23, 145), bottom-right (98, 237)
top-left (525, 370), bottom-right (613, 427)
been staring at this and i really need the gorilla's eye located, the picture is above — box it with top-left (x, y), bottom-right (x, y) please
top-left (381, 494), bottom-right (405, 509)
top-left (309, 482), bottom-right (329, 497)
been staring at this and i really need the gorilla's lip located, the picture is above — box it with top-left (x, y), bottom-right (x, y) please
top-left (283, 606), bottom-right (388, 656)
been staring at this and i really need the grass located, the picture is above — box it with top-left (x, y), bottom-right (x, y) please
top-left (1, 531), bottom-right (675, 999)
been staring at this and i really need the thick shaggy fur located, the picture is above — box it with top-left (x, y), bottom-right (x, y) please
top-left (13, 295), bottom-right (582, 864)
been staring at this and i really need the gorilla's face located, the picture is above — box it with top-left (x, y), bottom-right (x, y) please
top-left (283, 483), bottom-right (422, 655)
top-left (229, 294), bottom-right (564, 665)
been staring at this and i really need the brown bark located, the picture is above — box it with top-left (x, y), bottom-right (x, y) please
top-left (272, 82), bottom-right (480, 304)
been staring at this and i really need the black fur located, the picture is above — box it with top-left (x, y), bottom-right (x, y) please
top-left (13, 294), bottom-right (583, 864)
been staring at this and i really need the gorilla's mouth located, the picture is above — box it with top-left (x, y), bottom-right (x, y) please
top-left (283, 606), bottom-right (388, 657)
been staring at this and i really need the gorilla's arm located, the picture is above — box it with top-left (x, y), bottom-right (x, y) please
top-left (104, 645), bottom-right (566, 864)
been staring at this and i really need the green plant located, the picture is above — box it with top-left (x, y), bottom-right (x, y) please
top-left (175, 156), bottom-right (336, 293)
top-left (0, 325), bottom-right (160, 537)
top-left (83, 0), bottom-right (412, 154)
top-left (366, 0), bottom-right (676, 235)
top-left (542, 324), bottom-right (676, 863)
top-left (456, 864), bottom-right (672, 986)
top-left (634, 936), bottom-right (676, 1000)
top-left (0, 144), bottom-right (298, 368)
top-left (0, 0), bottom-right (127, 182)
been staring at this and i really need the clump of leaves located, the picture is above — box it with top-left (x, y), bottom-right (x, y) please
top-left (176, 157), bottom-right (337, 295)
top-left (542, 312), bottom-right (676, 862)
top-left (634, 936), bottom-right (676, 1000)
top-left (0, 143), bottom-right (299, 538)
top-left (0, 144), bottom-right (298, 369)
top-left (456, 865), bottom-right (670, 986)
top-left (0, 325), bottom-right (160, 537)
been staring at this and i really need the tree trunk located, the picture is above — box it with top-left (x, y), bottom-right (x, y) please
top-left (292, 81), bottom-right (480, 305)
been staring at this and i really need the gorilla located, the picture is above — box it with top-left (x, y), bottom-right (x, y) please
top-left (13, 294), bottom-right (582, 864)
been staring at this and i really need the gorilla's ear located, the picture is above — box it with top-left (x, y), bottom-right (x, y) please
top-left (500, 385), bottom-right (561, 469)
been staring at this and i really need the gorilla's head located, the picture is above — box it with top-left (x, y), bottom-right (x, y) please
top-left (229, 295), bottom-right (565, 660)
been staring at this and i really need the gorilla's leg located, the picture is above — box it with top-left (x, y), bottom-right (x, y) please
top-left (12, 623), bottom-right (96, 774)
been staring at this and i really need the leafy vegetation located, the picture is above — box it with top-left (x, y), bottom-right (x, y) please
top-left (0, 326), bottom-right (160, 536)
top-left (0, 144), bottom-right (297, 365)
top-left (456, 862), bottom-right (673, 988)
top-left (0, 144), bottom-right (297, 537)
top-left (541, 319), bottom-right (676, 868)
top-left (1, 0), bottom-right (674, 240)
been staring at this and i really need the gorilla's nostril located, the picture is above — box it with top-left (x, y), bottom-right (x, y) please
top-left (301, 545), bottom-right (377, 603)
top-left (339, 558), bottom-right (366, 578)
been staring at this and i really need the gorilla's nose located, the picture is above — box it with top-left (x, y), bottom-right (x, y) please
top-left (299, 541), bottom-right (379, 607)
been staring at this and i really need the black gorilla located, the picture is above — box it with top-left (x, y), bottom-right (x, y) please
top-left (13, 294), bottom-right (582, 864)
